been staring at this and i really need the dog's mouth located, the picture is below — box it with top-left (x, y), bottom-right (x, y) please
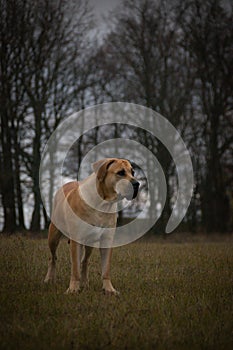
top-left (118, 180), bottom-right (140, 201)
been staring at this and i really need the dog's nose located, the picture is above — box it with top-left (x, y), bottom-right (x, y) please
top-left (132, 180), bottom-right (140, 189)
top-left (131, 180), bottom-right (140, 199)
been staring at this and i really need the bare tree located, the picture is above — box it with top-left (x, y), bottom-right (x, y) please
top-left (0, 0), bottom-right (95, 232)
top-left (94, 0), bottom-right (195, 230)
top-left (0, 0), bottom-right (28, 232)
top-left (91, 0), bottom-right (232, 233)
top-left (181, 0), bottom-right (233, 232)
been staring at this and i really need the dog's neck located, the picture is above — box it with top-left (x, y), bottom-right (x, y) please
top-left (79, 173), bottom-right (117, 213)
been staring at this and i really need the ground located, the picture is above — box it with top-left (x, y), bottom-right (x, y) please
top-left (0, 233), bottom-right (232, 349)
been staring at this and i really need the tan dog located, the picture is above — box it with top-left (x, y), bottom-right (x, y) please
top-left (44, 158), bottom-right (139, 294)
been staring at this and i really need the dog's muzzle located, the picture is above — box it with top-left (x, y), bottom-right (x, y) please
top-left (117, 179), bottom-right (140, 200)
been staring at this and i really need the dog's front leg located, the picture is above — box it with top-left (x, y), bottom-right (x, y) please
top-left (65, 240), bottom-right (82, 294)
top-left (100, 248), bottom-right (119, 295)
top-left (80, 246), bottom-right (93, 289)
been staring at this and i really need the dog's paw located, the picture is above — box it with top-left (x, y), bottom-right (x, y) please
top-left (102, 280), bottom-right (120, 296)
top-left (65, 281), bottom-right (80, 294)
top-left (65, 288), bottom-right (80, 295)
top-left (44, 276), bottom-right (56, 284)
top-left (103, 288), bottom-right (120, 296)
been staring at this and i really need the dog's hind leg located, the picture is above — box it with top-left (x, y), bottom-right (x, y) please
top-left (44, 222), bottom-right (62, 283)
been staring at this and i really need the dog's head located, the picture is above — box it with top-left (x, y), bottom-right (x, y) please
top-left (92, 158), bottom-right (140, 201)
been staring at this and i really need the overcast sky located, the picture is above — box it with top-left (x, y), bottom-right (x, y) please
top-left (90, 0), bottom-right (118, 14)
top-left (89, 0), bottom-right (232, 19)
top-left (89, 0), bottom-right (232, 36)
top-left (88, 0), bottom-right (119, 35)
top-left (90, 0), bottom-right (118, 19)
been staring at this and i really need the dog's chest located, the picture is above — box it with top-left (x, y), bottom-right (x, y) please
top-left (84, 207), bottom-right (117, 228)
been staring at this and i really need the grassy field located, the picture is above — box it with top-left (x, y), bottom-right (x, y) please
top-left (0, 234), bottom-right (232, 349)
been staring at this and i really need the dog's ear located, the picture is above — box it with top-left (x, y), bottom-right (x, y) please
top-left (92, 158), bottom-right (115, 182)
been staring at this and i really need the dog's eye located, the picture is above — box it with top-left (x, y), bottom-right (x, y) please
top-left (117, 170), bottom-right (125, 176)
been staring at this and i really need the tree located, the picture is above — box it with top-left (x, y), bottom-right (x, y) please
top-left (94, 0), bottom-right (195, 230)
top-left (0, 0), bottom-right (27, 232)
top-left (182, 0), bottom-right (233, 232)
top-left (0, 0), bottom-right (94, 232)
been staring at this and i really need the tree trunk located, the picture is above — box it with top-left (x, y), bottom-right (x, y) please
top-left (30, 109), bottom-right (42, 232)
top-left (0, 112), bottom-right (17, 233)
top-left (13, 123), bottom-right (25, 230)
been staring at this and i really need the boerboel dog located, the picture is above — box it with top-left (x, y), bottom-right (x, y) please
top-left (44, 158), bottom-right (140, 295)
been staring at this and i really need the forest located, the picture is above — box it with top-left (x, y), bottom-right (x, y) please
top-left (0, 0), bottom-right (232, 234)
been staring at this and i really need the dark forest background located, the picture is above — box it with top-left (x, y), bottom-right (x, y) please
top-left (0, 0), bottom-right (232, 234)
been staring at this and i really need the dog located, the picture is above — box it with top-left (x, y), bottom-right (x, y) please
top-left (44, 158), bottom-right (140, 294)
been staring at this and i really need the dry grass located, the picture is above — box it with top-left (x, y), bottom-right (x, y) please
top-left (0, 234), bottom-right (232, 349)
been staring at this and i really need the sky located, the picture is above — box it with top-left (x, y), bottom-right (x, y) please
top-left (88, 0), bottom-right (119, 35)
top-left (89, 0), bottom-right (233, 19)
top-left (89, 0), bottom-right (118, 26)
top-left (90, 0), bottom-right (118, 18)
